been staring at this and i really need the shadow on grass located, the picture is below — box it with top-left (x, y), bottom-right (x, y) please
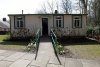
top-left (0, 41), bottom-right (28, 46)
top-left (58, 37), bottom-right (100, 46)
top-left (0, 36), bottom-right (32, 46)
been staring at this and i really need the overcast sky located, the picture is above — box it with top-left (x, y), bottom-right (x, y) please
top-left (0, 0), bottom-right (78, 20)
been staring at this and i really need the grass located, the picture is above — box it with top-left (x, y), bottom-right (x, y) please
top-left (0, 35), bottom-right (29, 51)
top-left (0, 35), bottom-right (9, 41)
top-left (65, 45), bottom-right (100, 60)
top-left (61, 37), bottom-right (100, 60)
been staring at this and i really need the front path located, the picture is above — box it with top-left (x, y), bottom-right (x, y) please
top-left (30, 37), bottom-right (61, 67)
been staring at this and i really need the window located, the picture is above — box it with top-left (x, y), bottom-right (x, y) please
top-left (54, 16), bottom-right (63, 28)
top-left (73, 16), bottom-right (82, 28)
top-left (15, 16), bottom-right (25, 28)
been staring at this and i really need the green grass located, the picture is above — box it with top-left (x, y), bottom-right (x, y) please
top-left (0, 35), bottom-right (9, 41)
top-left (65, 44), bottom-right (100, 60)
top-left (60, 37), bottom-right (100, 60)
top-left (0, 35), bottom-right (28, 51)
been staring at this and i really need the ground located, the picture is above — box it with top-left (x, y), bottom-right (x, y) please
top-left (0, 37), bottom-right (100, 67)
top-left (0, 35), bottom-right (28, 52)
top-left (0, 35), bottom-right (100, 60)
top-left (60, 37), bottom-right (100, 60)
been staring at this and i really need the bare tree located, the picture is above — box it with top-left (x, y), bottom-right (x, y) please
top-left (37, 3), bottom-right (47, 14)
top-left (47, 0), bottom-right (56, 14)
top-left (78, 0), bottom-right (84, 14)
top-left (61, 0), bottom-right (72, 14)
top-left (37, 0), bottom-right (60, 14)
top-left (94, 0), bottom-right (100, 26)
top-left (80, 0), bottom-right (88, 14)
top-left (42, 3), bottom-right (47, 14)
top-left (86, 0), bottom-right (100, 27)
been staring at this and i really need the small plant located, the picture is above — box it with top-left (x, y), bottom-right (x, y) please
top-left (55, 42), bottom-right (65, 55)
top-left (26, 39), bottom-right (36, 51)
top-left (86, 28), bottom-right (94, 37)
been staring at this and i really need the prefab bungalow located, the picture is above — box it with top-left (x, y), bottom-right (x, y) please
top-left (8, 13), bottom-right (87, 38)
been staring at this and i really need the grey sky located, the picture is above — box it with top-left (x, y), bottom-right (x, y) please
top-left (0, 0), bottom-right (78, 20)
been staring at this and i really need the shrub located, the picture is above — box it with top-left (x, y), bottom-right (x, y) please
top-left (26, 39), bottom-right (36, 51)
top-left (26, 42), bottom-right (36, 51)
top-left (86, 28), bottom-right (94, 37)
top-left (55, 42), bottom-right (65, 55)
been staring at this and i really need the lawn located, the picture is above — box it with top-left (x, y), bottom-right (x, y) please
top-left (61, 38), bottom-right (100, 60)
top-left (0, 35), bottom-right (29, 52)
top-left (0, 35), bottom-right (9, 41)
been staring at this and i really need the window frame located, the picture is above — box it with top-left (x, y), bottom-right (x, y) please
top-left (53, 15), bottom-right (64, 28)
top-left (14, 16), bottom-right (25, 29)
top-left (72, 15), bottom-right (82, 28)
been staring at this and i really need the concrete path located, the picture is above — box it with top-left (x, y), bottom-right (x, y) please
top-left (30, 37), bottom-right (60, 67)
top-left (0, 37), bottom-right (100, 67)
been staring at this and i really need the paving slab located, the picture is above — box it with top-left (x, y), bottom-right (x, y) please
top-left (27, 65), bottom-right (40, 67)
top-left (65, 58), bottom-right (83, 67)
top-left (21, 53), bottom-right (35, 61)
top-left (30, 60), bottom-right (40, 67)
top-left (49, 54), bottom-right (59, 65)
top-left (0, 51), bottom-right (15, 57)
top-left (0, 56), bottom-right (5, 60)
top-left (0, 61), bottom-right (12, 67)
top-left (9, 59), bottom-right (31, 67)
top-left (30, 57), bottom-right (49, 67)
top-left (0, 50), bottom-right (6, 54)
top-left (59, 56), bottom-right (66, 66)
top-left (4, 52), bottom-right (25, 62)
top-left (78, 59), bottom-right (100, 67)
top-left (47, 64), bottom-right (64, 67)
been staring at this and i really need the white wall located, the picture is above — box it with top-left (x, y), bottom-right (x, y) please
top-left (9, 16), bottom-right (14, 33)
top-left (25, 15), bottom-right (41, 35)
top-left (63, 15), bottom-right (87, 36)
top-left (9, 14), bottom-right (87, 37)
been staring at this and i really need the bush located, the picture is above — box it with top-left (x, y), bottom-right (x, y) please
top-left (55, 42), bottom-right (65, 55)
top-left (86, 29), bottom-right (94, 37)
top-left (26, 42), bottom-right (36, 51)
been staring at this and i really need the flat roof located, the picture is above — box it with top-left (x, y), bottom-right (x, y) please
top-left (8, 14), bottom-right (87, 16)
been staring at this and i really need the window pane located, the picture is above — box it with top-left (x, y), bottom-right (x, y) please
top-left (77, 20), bottom-right (80, 27)
top-left (59, 20), bottom-right (61, 27)
top-left (56, 20), bottom-right (58, 27)
top-left (74, 20), bottom-right (80, 28)
top-left (15, 16), bottom-right (24, 28)
top-left (17, 21), bottom-right (19, 27)
top-left (20, 21), bottom-right (24, 27)
top-left (75, 20), bottom-right (77, 27)
top-left (55, 16), bottom-right (63, 28)
top-left (73, 16), bottom-right (81, 28)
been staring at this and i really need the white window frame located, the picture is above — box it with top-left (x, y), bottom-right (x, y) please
top-left (15, 16), bottom-right (25, 28)
top-left (73, 16), bottom-right (82, 28)
top-left (54, 16), bottom-right (63, 28)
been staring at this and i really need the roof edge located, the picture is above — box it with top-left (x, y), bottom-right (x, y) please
top-left (8, 14), bottom-right (87, 16)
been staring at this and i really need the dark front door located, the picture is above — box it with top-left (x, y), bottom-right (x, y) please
top-left (42, 18), bottom-right (48, 35)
